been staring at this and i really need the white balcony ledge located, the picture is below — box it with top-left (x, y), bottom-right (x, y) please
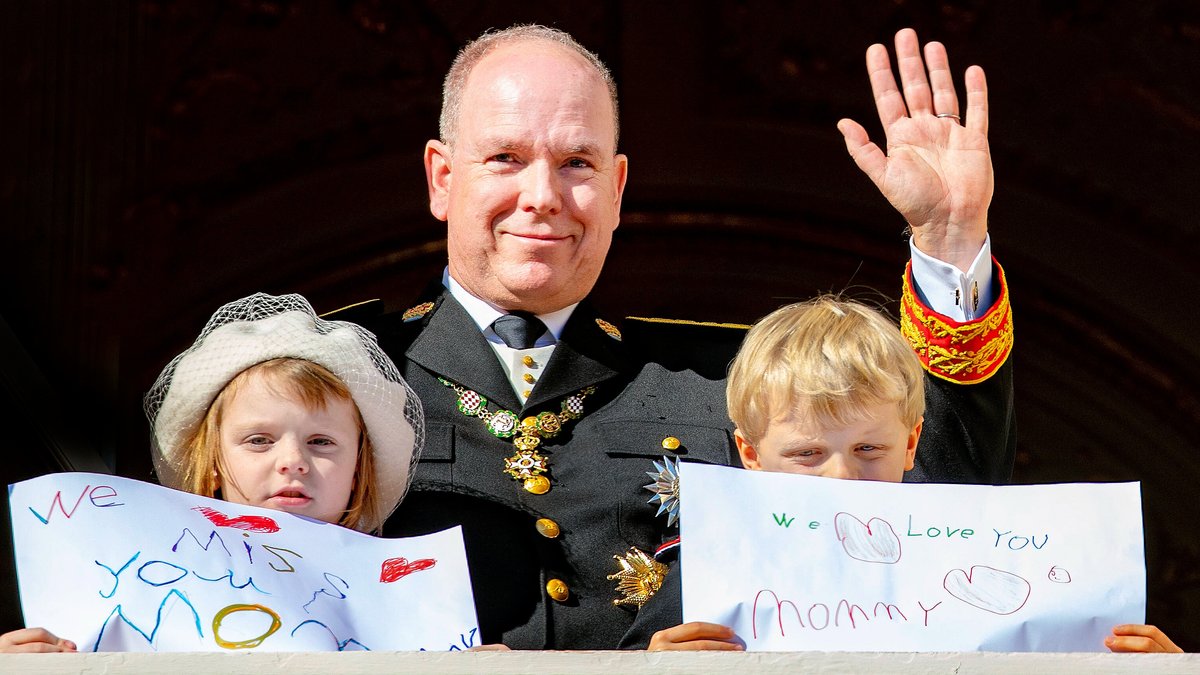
top-left (2, 650), bottom-right (1196, 674)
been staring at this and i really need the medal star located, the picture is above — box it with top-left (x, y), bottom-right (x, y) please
top-left (643, 457), bottom-right (681, 528)
top-left (607, 547), bottom-right (669, 608)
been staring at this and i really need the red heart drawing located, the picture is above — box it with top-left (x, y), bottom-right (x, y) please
top-left (944, 565), bottom-right (1031, 615)
top-left (833, 512), bottom-right (902, 564)
top-left (380, 556), bottom-right (437, 583)
top-left (193, 506), bottom-right (280, 533)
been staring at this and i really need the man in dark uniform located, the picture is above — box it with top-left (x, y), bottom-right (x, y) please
top-left (365, 25), bottom-right (1014, 649)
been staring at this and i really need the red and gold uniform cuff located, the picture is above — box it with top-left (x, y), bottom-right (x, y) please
top-left (900, 258), bottom-right (1013, 384)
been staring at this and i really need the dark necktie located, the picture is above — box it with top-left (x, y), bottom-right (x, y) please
top-left (491, 311), bottom-right (548, 349)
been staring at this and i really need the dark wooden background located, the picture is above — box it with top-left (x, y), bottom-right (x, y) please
top-left (4, 0), bottom-right (1200, 649)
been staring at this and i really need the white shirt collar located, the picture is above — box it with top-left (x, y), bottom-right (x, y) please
top-left (443, 268), bottom-right (576, 343)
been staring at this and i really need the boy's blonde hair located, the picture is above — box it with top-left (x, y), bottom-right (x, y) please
top-left (181, 358), bottom-right (380, 533)
top-left (727, 296), bottom-right (925, 444)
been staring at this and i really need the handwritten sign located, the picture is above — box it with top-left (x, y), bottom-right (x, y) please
top-left (8, 473), bottom-right (479, 652)
top-left (679, 464), bottom-right (1145, 652)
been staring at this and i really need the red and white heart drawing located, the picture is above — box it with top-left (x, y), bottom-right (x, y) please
top-left (192, 506), bottom-right (280, 533)
top-left (943, 565), bottom-right (1031, 615)
top-left (833, 512), bottom-right (902, 564)
top-left (379, 556), bottom-right (437, 583)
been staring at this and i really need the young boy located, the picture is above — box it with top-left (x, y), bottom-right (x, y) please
top-left (729, 296), bottom-right (923, 484)
top-left (643, 296), bottom-right (1179, 654)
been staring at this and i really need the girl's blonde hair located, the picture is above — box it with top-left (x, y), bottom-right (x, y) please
top-left (727, 296), bottom-right (925, 444)
top-left (181, 358), bottom-right (380, 533)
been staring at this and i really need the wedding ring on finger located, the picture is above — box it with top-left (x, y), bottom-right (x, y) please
top-left (935, 112), bottom-right (961, 122)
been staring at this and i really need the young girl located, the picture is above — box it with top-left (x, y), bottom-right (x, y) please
top-left (1, 292), bottom-right (423, 653)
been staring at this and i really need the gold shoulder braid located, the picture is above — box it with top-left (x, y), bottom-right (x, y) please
top-left (437, 377), bottom-right (596, 495)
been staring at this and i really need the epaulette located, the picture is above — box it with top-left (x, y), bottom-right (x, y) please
top-left (402, 301), bottom-right (436, 322)
top-left (621, 316), bottom-right (749, 380)
top-left (319, 298), bottom-right (385, 323)
top-left (595, 317), bottom-right (622, 341)
top-left (900, 258), bottom-right (1013, 384)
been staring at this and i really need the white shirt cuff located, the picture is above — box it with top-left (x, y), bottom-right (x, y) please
top-left (908, 235), bottom-right (995, 321)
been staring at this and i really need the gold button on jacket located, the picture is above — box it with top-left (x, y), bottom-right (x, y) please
top-left (536, 518), bottom-right (561, 538)
top-left (546, 578), bottom-right (570, 602)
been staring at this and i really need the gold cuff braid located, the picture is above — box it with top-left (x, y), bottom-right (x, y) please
top-left (901, 259), bottom-right (1013, 384)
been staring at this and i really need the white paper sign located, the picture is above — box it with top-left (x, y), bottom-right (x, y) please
top-left (680, 463), bottom-right (1145, 652)
top-left (9, 472), bottom-right (479, 652)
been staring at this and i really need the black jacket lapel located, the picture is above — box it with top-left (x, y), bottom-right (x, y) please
top-left (406, 291), bottom-right (522, 412)
top-left (525, 302), bottom-right (625, 411)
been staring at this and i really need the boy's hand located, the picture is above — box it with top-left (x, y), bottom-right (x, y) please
top-left (0, 627), bottom-right (77, 653)
top-left (1105, 624), bottom-right (1183, 653)
top-left (647, 621), bottom-right (745, 651)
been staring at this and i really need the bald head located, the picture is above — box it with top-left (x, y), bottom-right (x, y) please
top-left (439, 24), bottom-right (620, 151)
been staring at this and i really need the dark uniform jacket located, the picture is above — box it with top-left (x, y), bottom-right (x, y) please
top-left (365, 287), bottom-right (1015, 650)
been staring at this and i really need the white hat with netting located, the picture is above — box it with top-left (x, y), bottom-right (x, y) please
top-left (144, 292), bottom-right (422, 532)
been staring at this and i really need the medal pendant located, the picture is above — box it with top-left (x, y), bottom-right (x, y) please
top-left (560, 394), bottom-right (585, 420)
top-left (523, 475), bottom-right (551, 495)
top-left (504, 448), bottom-right (548, 481)
top-left (487, 410), bottom-right (519, 438)
top-left (536, 411), bottom-right (562, 437)
top-left (456, 390), bottom-right (486, 416)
